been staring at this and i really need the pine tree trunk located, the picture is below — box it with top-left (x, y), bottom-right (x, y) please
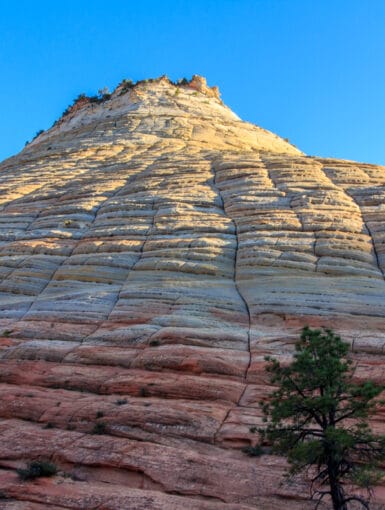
top-left (329, 470), bottom-right (347, 510)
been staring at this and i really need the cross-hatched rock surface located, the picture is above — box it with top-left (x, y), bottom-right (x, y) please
top-left (0, 76), bottom-right (385, 509)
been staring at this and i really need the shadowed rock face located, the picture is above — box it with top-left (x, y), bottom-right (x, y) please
top-left (0, 77), bottom-right (385, 509)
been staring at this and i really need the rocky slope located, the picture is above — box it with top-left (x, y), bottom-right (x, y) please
top-left (0, 76), bottom-right (385, 509)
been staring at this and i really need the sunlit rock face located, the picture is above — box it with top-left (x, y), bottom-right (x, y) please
top-left (0, 76), bottom-right (385, 509)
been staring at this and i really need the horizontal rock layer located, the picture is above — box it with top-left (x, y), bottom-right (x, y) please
top-left (0, 78), bottom-right (385, 508)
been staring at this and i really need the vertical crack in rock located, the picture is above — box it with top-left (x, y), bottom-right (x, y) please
top-left (262, 158), bottom-right (305, 233)
top-left (210, 158), bottom-right (251, 378)
top-left (261, 155), bottom-right (320, 275)
top-left (105, 195), bottom-right (157, 324)
top-left (341, 192), bottom-right (385, 281)
top-left (18, 153), bottom-right (149, 328)
top-left (320, 161), bottom-right (385, 282)
top-left (0, 161), bottom-right (104, 302)
top-left (361, 219), bottom-right (385, 280)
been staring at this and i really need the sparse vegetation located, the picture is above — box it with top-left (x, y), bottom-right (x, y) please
top-left (24, 129), bottom-right (45, 146)
top-left (98, 87), bottom-right (111, 101)
top-left (92, 422), bottom-right (107, 434)
top-left (89, 87), bottom-right (112, 104)
top-left (17, 460), bottom-right (57, 481)
top-left (119, 78), bottom-right (134, 94)
top-left (242, 445), bottom-right (263, 457)
top-left (115, 398), bottom-right (127, 406)
top-left (32, 129), bottom-right (44, 140)
top-left (62, 93), bottom-right (87, 117)
top-left (50, 75), bottom-right (196, 126)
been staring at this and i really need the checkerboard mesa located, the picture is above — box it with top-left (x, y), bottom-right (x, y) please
top-left (0, 75), bottom-right (385, 509)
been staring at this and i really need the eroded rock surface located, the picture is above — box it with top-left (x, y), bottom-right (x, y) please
top-left (0, 77), bottom-right (385, 508)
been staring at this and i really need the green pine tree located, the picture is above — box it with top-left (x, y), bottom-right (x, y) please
top-left (260, 327), bottom-right (385, 510)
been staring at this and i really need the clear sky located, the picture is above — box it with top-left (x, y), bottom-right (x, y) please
top-left (1, 0), bottom-right (385, 164)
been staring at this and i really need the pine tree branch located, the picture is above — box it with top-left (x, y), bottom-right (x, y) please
top-left (341, 495), bottom-right (370, 509)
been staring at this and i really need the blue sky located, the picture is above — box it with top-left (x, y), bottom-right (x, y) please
top-left (1, 0), bottom-right (385, 164)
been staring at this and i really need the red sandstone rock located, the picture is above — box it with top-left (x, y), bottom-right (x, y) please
top-left (0, 77), bottom-right (385, 508)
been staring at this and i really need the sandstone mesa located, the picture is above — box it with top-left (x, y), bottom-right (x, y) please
top-left (0, 75), bottom-right (385, 509)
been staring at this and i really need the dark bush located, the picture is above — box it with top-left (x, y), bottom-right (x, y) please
top-left (92, 422), bottom-right (107, 434)
top-left (115, 398), bottom-right (127, 406)
top-left (17, 460), bottom-right (57, 481)
top-left (32, 129), bottom-right (44, 140)
top-left (242, 445), bottom-right (263, 457)
top-left (89, 95), bottom-right (102, 104)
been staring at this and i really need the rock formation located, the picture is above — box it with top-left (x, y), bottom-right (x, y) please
top-left (0, 76), bottom-right (384, 509)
